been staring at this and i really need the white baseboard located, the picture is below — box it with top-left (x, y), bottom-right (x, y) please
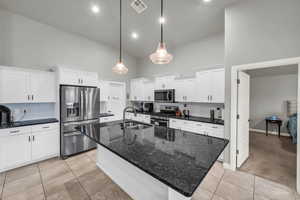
top-left (249, 128), bottom-right (290, 137)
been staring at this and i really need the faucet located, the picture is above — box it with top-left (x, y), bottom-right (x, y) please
top-left (123, 106), bottom-right (137, 128)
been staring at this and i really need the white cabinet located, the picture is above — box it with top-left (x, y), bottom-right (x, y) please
top-left (0, 123), bottom-right (59, 172)
top-left (29, 71), bottom-right (56, 103)
top-left (175, 78), bottom-right (196, 102)
top-left (155, 76), bottom-right (176, 90)
top-left (99, 81), bottom-right (109, 102)
top-left (143, 81), bottom-right (155, 102)
top-left (58, 67), bottom-right (98, 87)
top-left (106, 82), bottom-right (126, 120)
top-left (125, 112), bottom-right (151, 124)
top-left (195, 69), bottom-right (225, 103)
top-left (0, 67), bottom-right (56, 103)
top-left (130, 79), bottom-right (145, 101)
top-left (99, 116), bottom-right (116, 123)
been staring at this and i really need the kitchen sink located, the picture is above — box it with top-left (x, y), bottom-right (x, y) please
top-left (122, 121), bottom-right (152, 130)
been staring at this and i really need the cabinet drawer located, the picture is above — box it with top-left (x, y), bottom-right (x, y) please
top-left (0, 126), bottom-right (32, 137)
top-left (169, 119), bottom-right (183, 129)
top-left (31, 123), bottom-right (59, 133)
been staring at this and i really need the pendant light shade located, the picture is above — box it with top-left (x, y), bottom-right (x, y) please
top-left (113, 0), bottom-right (128, 74)
top-left (112, 61), bottom-right (128, 75)
top-left (150, 0), bottom-right (173, 64)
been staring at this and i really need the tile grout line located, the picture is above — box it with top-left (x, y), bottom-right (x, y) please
top-left (253, 176), bottom-right (255, 200)
top-left (64, 157), bottom-right (92, 200)
top-left (210, 169), bottom-right (226, 200)
top-left (37, 164), bottom-right (47, 200)
top-left (0, 173), bottom-right (7, 200)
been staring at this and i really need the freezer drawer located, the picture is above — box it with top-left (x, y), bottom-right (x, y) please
top-left (61, 131), bottom-right (96, 157)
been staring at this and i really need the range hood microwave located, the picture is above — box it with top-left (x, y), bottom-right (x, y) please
top-left (154, 89), bottom-right (175, 103)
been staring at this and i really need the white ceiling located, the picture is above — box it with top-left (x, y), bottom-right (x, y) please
top-left (246, 64), bottom-right (299, 78)
top-left (0, 0), bottom-right (241, 58)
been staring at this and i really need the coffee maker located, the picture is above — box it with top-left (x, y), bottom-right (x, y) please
top-left (0, 105), bottom-right (12, 126)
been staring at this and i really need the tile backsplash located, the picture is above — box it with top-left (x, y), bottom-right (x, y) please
top-left (3, 103), bottom-right (56, 122)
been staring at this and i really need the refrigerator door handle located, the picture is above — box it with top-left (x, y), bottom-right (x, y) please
top-left (80, 88), bottom-right (85, 120)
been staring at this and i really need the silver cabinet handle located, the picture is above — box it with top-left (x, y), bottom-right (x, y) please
top-left (196, 124), bottom-right (202, 126)
top-left (10, 130), bottom-right (20, 134)
top-left (78, 79), bottom-right (80, 84)
top-left (42, 126), bottom-right (50, 129)
top-left (32, 135), bottom-right (35, 141)
top-left (28, 136), bottom-right (31, 142)
top-left (27, 95), bottom-right (30, 101)
top-left (208, 96), bottom-right (210, 101)
top-left (32, 95), bottom-right (34, 101)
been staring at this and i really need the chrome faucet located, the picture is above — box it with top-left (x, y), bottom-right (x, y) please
top-left (123, 106), bottom-right (137, 128)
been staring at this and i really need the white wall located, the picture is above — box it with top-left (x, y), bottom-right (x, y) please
top-left (224, 0), bottom-right (300, 163)
top-left (0, 8), bottom-right (138, 82)
top-left (137, 33), bottom-right (224, 77)
top-left (249, 74), bottom-right (298, 133)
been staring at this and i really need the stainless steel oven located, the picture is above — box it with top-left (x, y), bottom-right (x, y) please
top-left (150, 115), bottom-right (169, 127)
top-left (154, 89), bottom-right (175, 103)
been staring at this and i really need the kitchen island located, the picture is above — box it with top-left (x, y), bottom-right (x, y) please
top-left (78, 120), bottom-right (228, 200)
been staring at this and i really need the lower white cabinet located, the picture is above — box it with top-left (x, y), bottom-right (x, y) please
top-left (0, 123), bottom-right (59, 172)
top-left (99, 116), bottom-right (116, 123)
top-left (169, 118), bottom-right (224, 161)
top-left (125, 113), bottom-right (151, 124)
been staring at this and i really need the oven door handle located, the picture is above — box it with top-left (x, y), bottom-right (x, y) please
top-left (64, 131), bottom-right (82, 137)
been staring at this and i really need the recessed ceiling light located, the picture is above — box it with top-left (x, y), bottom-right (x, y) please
top-left (203, 0), bottom-right (212, 3)
top-left (131, 32), bottom-right (139, 39)
top-left (91, 5), bottom-right (100, 14)
top-left (159, 17), bottom-right (166, 24)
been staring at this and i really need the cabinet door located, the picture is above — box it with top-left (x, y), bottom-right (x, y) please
top-left (174, 79), bottom-right (186, 102)
top-left (30, 72), bottom-right (56, 103)
top-left (59, 68), bottom-right (81, 85)
top-left (155, 76), bottom-right (175, 90)
top-left (130, 79), bottom-right (143, 101)
top-left (31, 129), bottom-right (59, 161)
top-left (211, 69), bottom-right (225, 103)
top-left (81, 72), bottom-right (99, 87)
top-left (99, 81), bottom-right (109, 102)
top-left (195, 71), bottom-right (211, 103)
top-left (107, 82), bottom-right (126, 119)
top-left (143, 81), bottom-right (154, 101)
top-left (0, 134), bottom-right (31, 170)
top-left (0, 68), bottom-right (30, 103)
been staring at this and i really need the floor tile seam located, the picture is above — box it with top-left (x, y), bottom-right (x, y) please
top-left (64, 159), bottom-right (92, 200)
top-left (210, 171), bottom-right (225, 200)
top-left (37, 164), bottom-right (47, 200)
top-left (0, 173), bottom-right (7, 200)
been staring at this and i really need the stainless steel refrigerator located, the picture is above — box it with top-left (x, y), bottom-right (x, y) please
top-left (60, 85), bottom-right (100, 158)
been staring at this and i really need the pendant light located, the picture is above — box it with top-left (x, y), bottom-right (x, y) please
top-left (113, 0), bottom-right (128, 74)
top-left (150, 0), bottom-right (173, 64)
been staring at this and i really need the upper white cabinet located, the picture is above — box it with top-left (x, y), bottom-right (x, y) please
top-left (195, 68), bottom-right (225, 103)
top-left (174, 78), bottom-right (196, 102)
top-left (106, 81), bottom-right (126, 120)
top-left (143, 81), bottom-right (155, 102)
top-left (58, 67), bottom-right (98, 87)
top-left (130, 78), bottom-right (154, 101)
top-left (99, 81), bottom-right (109, 102)
top-left (155, 75), bottom-right (176, 90)
top-left (0, 67), bottom-right (56, 104)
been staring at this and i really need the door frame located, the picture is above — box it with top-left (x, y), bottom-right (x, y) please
top-left (229, 56), bottom-right (300, 192)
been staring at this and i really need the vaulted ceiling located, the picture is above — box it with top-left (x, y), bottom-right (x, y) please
top-left (0, 0), bottom-right (242, 58)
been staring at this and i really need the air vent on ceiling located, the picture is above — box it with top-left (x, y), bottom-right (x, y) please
top-left (131, 0), bottom-right (147, 14)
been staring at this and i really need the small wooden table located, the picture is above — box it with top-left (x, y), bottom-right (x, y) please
top-left (265, 118), bottom-right (282, 137)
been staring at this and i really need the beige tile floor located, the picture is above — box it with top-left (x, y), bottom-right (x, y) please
top-left (0, 149), bottom-right (299, 200)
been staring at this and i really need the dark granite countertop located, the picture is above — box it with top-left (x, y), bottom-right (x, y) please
top-left (127, 111), bottom-right (224, 125)
top-left (78, 120), bottom-right (229, 197)
top-left (99, 113), bottom-right (114, 118)
top-left (0, 118), bottom-right (59, 129)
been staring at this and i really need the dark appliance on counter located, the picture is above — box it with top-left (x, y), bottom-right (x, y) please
top-left (60, 85), bottom-right (100, 159)
top-left (143, 102), bottom-right (154, 113)
top-left (154, 89), bottom-right (175, 103)
top-left (0, 105), bottom-right (11, 126)
top-left (160, 106), bottom-right (178, 115)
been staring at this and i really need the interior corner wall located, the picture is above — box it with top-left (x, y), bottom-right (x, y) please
top-left (0, 8), bottom-right (138, 82)
top-left (225, 0), bottom-right (300, 163)
top-left (136, 33), bottom-right (225, 78)
top-left (250, 74), bottom-right (298, 133)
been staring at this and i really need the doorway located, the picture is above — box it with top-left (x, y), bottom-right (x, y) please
top-left (230, 57), bottom-right (300, 192)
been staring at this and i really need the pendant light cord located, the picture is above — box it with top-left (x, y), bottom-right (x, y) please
top-left (161, 0), bottom-right (164, 43)
top-left (120, 0), bottom-right (122, 62)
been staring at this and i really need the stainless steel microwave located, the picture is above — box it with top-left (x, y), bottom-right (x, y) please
top-left (154, 89), bottom-right (175, 103)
